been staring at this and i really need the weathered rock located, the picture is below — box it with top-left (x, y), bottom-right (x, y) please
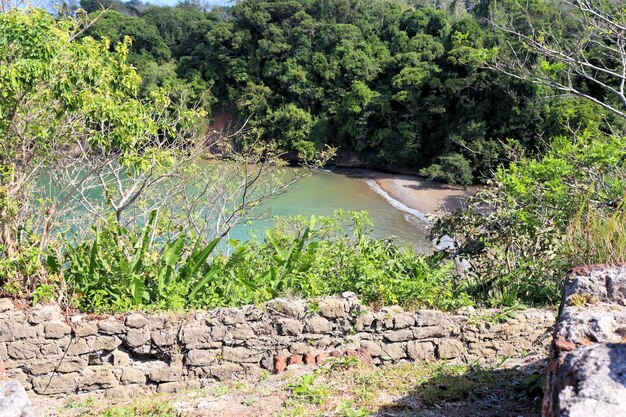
top-left (181, 325), bottom-right (211, 346)
top-left (151, 328), bottom-right (177, 347)
top-left (223, 309), bottom-right (246, 325)
top-left (318, 298), bottom-right (349, 318)
top-left (120, 367), bottom-right (146, 384)
top-left (414, 310), bottom-right (443, 327)
top-left (381, 343), bottom-right (406, 360)
top-left (44, 321), bottom-right (71, 339)
top-left (556, 306), bottom-right (626, 346)
top-left (96, 336), bottom-right (123, 352)
top-left (125, 314), bottom-right (148, 329)
top-left (468, 342), bottom-right (497, 358)
top-left (210, 325), bottom-right (229, 342)
top-left (40, 341), bottom-right (63, 356)
top-left (7, 342), bottom-right (38, 359)
top-left (407, 341), bottom-right (435, 360)
top-left (288, 343), bottom-right (314, 354)
top-left (0, 321), bottom-right (36, 342)
top-left (186, 349), bottom-right (218, 366)
top-left (6, 369), bottom-right (30, 391)
top-left (148, 366), bottom-right (181, 383)
top-left (413, 326), bottom-right (448, 339)
top-left (267, 298), bottom-right (305, 318)
top-left (279, 319), bottom-right (304, 336)
top-left (359, 340), bottom-right (383, 357)
top-left (0, 380), bottom-right (34, 417)
top-left (157, 381), bottom-right (187, 393)
top-left (32, 373), bottom-right (78, 395)
top-left (210, 363), bottom-right (243, 381)
top-left (230, 323), bottom-right (255, 339)
top-left (125, 328), bottom-right (151, 348)
top-left (437, 339), bottom-right (464, 359)
top-left (25, 360), bottom-right (56, 376)
top-left (28, 305), bottom-right (62, 325)
top-left (98, 319), bottom-right (126, 335)
top-left (549, 344), bottom-right (626, 417)
top-left (222, 346), bottom-right (263, 363)
top-left (384, 329), bottom-right (413, 343)
top-left (543, 265), bottom-right (626, 417)
top-left (111, 350), bottom-right (130, 366)
top-left (354, 312), bottom-right (375, 331)
top-left (74, 322), bottom-right (97, 337)
top-left (393, 314), bottom-right (415, 329)
top-left (0, 298), bottom-right (14, 313)
top-left (80, 366), bottom-right (118, 391)
top-left (564, 264), bottom-right (626, 305)
top-left (305, 315), bottom-right (332, 333)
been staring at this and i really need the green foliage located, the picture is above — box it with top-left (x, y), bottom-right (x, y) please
top-left (61, 212), bottom-right (220, 312)
top-left (98, 400), bottom-right (179, 417)
top-left (432, 126), bottom-right (626, 306)
top-left (0, 9), bottom-right (160, 291)
top-left (58, 211), bottom-right (467, 312)
top-left (76, 0), bottom-right (561, 181)
top-left (420, 153), bottom-right (473, 186)
top-left (288, 373), bottom-right (329, 405)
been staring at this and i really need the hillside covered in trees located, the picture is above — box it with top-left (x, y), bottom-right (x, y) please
top-left (73, 0), bottom-right (605, 185)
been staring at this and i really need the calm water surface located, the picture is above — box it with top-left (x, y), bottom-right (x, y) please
top-left (229, 170), bottom-right (431, 251)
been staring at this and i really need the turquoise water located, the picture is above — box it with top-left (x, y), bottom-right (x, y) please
top-left (228, 170), bottom-right (431, 251)
top-left (40, 166), bottom-right (431, 251)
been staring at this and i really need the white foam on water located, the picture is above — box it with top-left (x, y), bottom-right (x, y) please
top-left (365, 179), bottom-right (432, 225)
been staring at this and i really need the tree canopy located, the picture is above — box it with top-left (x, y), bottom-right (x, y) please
top-left (76, 0), bottom-right (582, 184)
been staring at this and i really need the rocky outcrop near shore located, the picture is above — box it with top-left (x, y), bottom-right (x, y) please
top-left (543, 264), bottom-right (626, 416)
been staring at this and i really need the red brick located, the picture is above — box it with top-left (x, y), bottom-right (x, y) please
top-left (274, 356), bottom-right (287, 374)
top-left (287, 354), bottom-right (303, 366)
top-left (316, 353), bottom-right (329, 364)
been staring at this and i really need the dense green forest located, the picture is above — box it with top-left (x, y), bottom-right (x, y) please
top-left (73, 0), bottom-right (587, 185)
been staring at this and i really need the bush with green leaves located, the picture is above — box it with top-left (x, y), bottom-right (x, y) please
top-left (57, 211), bottom-right (469, 313)
top-left (420, 153), bottom-right (474, 187)
top-left (432, 125), bottom-right (626, 306)
top-left (58, 211), bottom-right (220, 312)
top-left (0, 9), bottom-right (203, 295)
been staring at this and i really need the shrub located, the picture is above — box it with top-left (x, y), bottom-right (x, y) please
top-left (58, 211), bottom-right (469, 312)
top-left (420, 153), bottom-right (474, 186)
top-left (432, 128), bottom-right (626, 307)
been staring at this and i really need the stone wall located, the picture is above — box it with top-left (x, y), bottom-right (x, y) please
top-left (542, 264), bottom-right (626, 416)
top-left (0, 295), bottom-right (554, 397)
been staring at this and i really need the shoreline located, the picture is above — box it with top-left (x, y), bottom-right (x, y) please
top-left (333, 168), bottom-right (476, 217)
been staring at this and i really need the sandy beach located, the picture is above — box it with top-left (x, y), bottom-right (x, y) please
top-left (338, 169), bottom-right (477, 216)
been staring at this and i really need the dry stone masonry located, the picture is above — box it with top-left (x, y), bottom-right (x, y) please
top-left (0, 294), bottom-right (554, 397)
top-left (543, 264), bottom-right (626, 417)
